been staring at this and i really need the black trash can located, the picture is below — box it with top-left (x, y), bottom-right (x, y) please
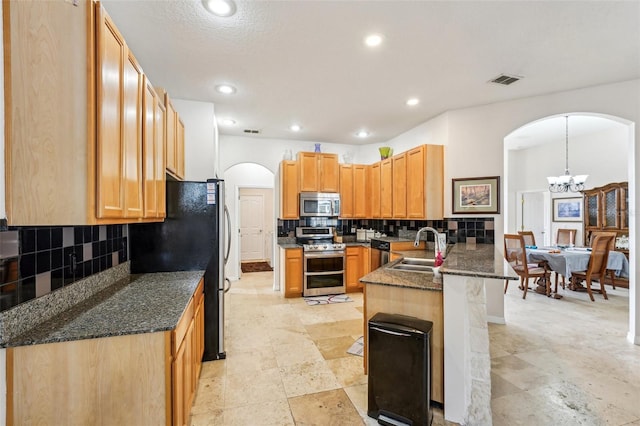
top-left (368, 312), bottom-right (433, 426)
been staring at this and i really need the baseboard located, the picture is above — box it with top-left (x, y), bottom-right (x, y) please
top-left (486, 315), bottom-right (506, 325)
top-left (627, 331), bottom-right (640, 345)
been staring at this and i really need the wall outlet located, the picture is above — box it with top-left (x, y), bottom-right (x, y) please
top-left (351, 227), bottom-right (356, 233)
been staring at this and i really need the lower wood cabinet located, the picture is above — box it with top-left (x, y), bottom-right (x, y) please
top-left (6, 278), bottom-right (205, 426)
top-left (345, 245), bottom-right (371, 293)
top-left (280, 247), bottom-right (303, 298)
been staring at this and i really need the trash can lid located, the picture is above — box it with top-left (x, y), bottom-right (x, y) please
top-left (369, 312), bottom-right (433, 335)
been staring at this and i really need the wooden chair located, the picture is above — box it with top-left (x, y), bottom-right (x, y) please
top-left (554, 228), bottom-right (577, 289)
top-left (570, 234), bottom-right (615, 301)
top-left (518, 230), bottom-right (536, 247)
top-left (504, 234), bottom-right (550, 299)
top-left (589, 231), bottom-right (618, 289)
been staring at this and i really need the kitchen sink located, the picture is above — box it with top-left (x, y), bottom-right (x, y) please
top-left (387, 257), bottom-right (436, 274)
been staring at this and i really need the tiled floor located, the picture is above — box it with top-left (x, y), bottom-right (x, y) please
top-left (190, 271), bottom-right (640, 425)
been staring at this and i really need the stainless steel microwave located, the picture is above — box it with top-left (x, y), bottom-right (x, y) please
top-left (299, 192), bottom-right (341, 217)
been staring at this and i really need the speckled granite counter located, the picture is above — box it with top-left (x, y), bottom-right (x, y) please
top-left (4, 271), bottom-right (203, 348)
top-left (278, 243), bottom-right (301, 249)
top-left (360, 243), bottom-right (517, 292)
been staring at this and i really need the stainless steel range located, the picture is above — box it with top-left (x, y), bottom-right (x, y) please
top-left (296, 227), bottom-right (346, 296)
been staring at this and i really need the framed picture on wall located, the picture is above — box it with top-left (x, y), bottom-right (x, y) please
top-left (452, 176), bottom-right (500, 214)
top-left (552, 197), bottom-right (583, 222)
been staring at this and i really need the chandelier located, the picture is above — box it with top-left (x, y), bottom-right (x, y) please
top-left (547, 116), bottom-right (588, 193)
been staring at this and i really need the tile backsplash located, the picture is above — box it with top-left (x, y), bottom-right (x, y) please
top-left (278, 217), bottom-right (495, 244)
top-left (0, 225), bottom-right (128, 312)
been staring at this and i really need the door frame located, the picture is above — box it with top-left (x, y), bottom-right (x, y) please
top-left (515, 189), bottom-right (551, 246)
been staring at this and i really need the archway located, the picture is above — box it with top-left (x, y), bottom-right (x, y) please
top-left (503, 112), bottom-right (636, 342)
top-left (223, 163), bottom-right (275, 284)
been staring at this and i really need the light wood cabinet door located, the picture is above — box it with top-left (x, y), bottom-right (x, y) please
top-left (319, 154), bottom-right (340, 192)
top-left (360, 246), bottom-right (371, 277)
top-left (370, 163), bottom-right (381, 218)
top-left (280, 161), bottom-right (299, 218)
top-left (165, 96), bottom-right (177, 175)
top-left (177, 118), bottom-right (186, 179)
top-left (285, 248), bottom-right (304, 298)
top-left (298, 152), bottom-right (319, 191)
top-left (122, 51), bottom-right (144, 218)
top-left (392, 153), bottom-right (407, 218)
top-left (353, 165), bottom-right (367, 218)
top-left (406, 146), bottom-right (425, 218)
top-left (407, 145), bottom-right (444, 219)
top-left (380, 158), bottom-right (393, 218)
top-left (96, 8), bottom-right (126, 219)
top-left (340, 165), bottom-right (354, 218)
top-left (172, 337), bottom-right (187, 426)
top-left (345, 246), bottom-right (361, 292)
top-left (143, 79), bottom-right (159, 218)
top-left (156, 100), bottom-right (167, 218)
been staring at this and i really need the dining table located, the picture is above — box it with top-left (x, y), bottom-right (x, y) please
top-left (526, 246), bottom-right (629, 295)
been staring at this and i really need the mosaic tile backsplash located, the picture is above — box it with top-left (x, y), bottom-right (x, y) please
top-left (0, 225), bottom-right (128, 312)
top-left (277, 217), bottom-right (495, 244)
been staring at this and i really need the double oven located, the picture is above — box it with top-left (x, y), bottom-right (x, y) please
top-left (296, 227), bottom-right (346, 296)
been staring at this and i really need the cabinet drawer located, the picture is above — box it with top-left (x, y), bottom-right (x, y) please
top-left (173, 296), bottom-right (194, 354)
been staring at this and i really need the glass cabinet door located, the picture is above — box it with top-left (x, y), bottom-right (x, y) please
top-left (620, 187), bottom-right (629, 229)
top-left (584, 193), bottom-right (600, 228)
top-left (602, 187), bottom-right (619, 229)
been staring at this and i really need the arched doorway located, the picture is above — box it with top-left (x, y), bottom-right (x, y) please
top-left (504, 112), bottom-right (636, 342)
top-left (223, 163), bottom-right (275, 283)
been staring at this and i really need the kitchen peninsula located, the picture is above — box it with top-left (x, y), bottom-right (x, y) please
top-left (360, 242), bottom-right (518, 424)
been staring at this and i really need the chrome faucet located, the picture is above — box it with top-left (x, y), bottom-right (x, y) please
top-left (414, 226), bottom-right (446, 258)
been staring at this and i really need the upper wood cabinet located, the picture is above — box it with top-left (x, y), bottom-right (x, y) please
top-left (370, 163), bottom-right (381, 218)
top-left (177, 118), bottom-right (186, 179)
top-left (392, 153), bottom-right (407, 218)
top-left (298, 152), bottom-right (339, 192)
top-left (279, 161), bottom-right (299, 219)
top-left (380, 158), bottom-right (393, 218)
top-left (406, 144), bottom-right (444, 219)
top-left (353, 165), bottom-right (368, 218)
top-left (3, 0), bottom-right (169, 225)
top-left (339, 165), bottom-right (355, 218)
top-left (143, 78), bottom-right (166, 219)
top-left (162, 92), bottom-right (185, 180)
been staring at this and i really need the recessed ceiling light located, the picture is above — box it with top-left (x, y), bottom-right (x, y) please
top-left (356, 130), bottom-right (369, 138)
top-left (220, 118), bottom-right (236, 126)
top-left (202, 0), bottom-right (237, 17)
top-left (290, 124), bottom-right (302, 132)
top-left (406, 98), bottom-right (420, 106)
top-left (215, 84), bottom-right (236, 94)
top-left (364, 34), bottom-right (383, 47)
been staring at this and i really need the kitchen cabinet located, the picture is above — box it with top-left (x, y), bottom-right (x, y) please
top-left (340, 165), bottom-right (355, 218)
top-left (380, 158), bottom-right (393, 218)
top-left (370, 163), bottom-right (382, 218)
top-left (280, 247), bottom-right (303, 298)
top-left (298, 152), bottom-right (339, 192)
top-left (346, 245), bottom-right (370, 292)
top-left (353, 165), bottom-right (368, 218)
top-left (177, 118), bottom-right (186, 179)
top-left (6, 277), bottom-right (205, 425)
top-left (3, 0), bottom-right (170, 225)
top-left (162, 92), bottom-right (186, 180)
top-left (392, 153), bottom-right (407, 218)
top-left (279, 161), bottom-right (299, 219)
top-left (143, 77), bottom-right (167, 219)
top-left (406, 144), bottom-right (444, 219)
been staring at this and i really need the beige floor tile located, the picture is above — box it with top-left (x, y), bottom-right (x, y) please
top-left (273, 338), bottom-right (325, 367)
top-left (315, 335), bottom-right (360, 360)
top-left (326, 355), bottom-right (368, 388)
top-left (189, 408), bottom-right (224, 426)
top-left (288, 388), bottom-right (364, 425)
top-left (224, 347), bottom-right (277, 376)
top-left (279, 360), bottom-right (342, 398)
top-left (343, 383), bottom-right (368, 418)
top-left (304, 318), bottom-right (364, 340)
top-left (224, 367), bottom-right (286, 408)
top-left (222, 399), bottom-right (295, 426)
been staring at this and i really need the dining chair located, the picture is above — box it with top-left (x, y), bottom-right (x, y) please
top-left (518, 230), bottom-right (536, 247)
top-left (554, 228), bottom-right (578, 289)
top-left (589, 231), bottom-right (618, 289)
top-left (570, 234), bottom-right (615, 301)
top-left (504, 234), bottom-right (550, 299)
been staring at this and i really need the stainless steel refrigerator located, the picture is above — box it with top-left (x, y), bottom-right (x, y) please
top-left (129, 179), bottom-right (230, 361)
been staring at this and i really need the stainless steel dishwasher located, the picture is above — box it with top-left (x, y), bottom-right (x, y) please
top-left (369, 239), bottom-right (390, 271)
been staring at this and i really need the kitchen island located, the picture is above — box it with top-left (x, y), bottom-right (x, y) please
top-left (360, 243), bottom-right (518, 424)
top-left (3, 270), bottom-right (205, 426)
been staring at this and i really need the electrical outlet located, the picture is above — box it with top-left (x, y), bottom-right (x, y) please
top-left (351, 227), bottom-right (356, 233)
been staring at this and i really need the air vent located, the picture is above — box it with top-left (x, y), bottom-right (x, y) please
top-left (243, 129), bottom-right (261, 134)
top-left (489, 74), bottom-right (522, 85)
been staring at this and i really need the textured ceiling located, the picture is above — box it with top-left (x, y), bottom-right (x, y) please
top-left (101, 0), bottom-right (640, 145)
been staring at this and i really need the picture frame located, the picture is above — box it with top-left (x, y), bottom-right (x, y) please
top-left (452, 176), bottom-right (500, 214)
top-left (552, 197), bottom-right (583, 222)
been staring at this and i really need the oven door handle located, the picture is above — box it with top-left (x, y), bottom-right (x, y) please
top-left (304, 253), bottom-right (345, 259)
top-left (304, 270), bottom-right (345, 276)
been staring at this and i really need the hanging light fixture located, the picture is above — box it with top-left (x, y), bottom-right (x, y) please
top-left (547, 116), bottom-right (588, 193)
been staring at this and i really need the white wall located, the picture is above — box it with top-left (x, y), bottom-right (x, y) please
top-left (172, 99), bottom-right (217, 181)
top-left (223, 163), bottom-right (274, 281)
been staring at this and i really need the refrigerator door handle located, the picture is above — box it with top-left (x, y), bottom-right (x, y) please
top-left (224, 205), bottom-right (232, 265)
top-left (224, 277), bottom-right (232, 293)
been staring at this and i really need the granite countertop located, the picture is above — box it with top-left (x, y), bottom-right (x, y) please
top-left (360, 243), bottom-right (517, 291)
top-left (278, 243), bottom-right (302, 249)
top-left (4, 271), bottom-right (204, 348)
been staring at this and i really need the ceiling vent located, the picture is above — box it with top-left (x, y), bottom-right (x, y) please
top-left (489, 74), bottom-right (522, 86)
top-left (243, 129), bottom-right (261, 134)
